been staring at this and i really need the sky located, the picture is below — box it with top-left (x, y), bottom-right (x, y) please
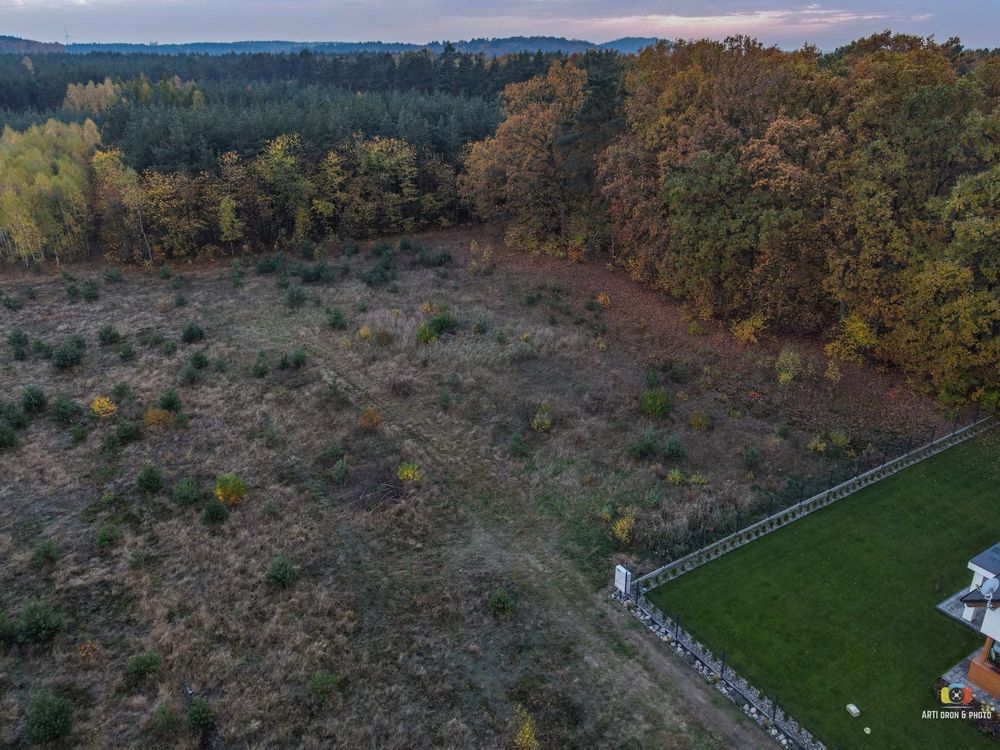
top-left (2, 0), bottom-right (999, 50)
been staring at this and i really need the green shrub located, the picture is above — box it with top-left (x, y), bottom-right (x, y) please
top-left (137, 464), bottom-right (163, 494)
top-left (330, 458), bottom-right (350, 485)
top-left (172, 476), bottom-right (200, 506)
top-left (663, 435), bottom-right (686, 460)
top-left (742, 446), bottom-right (763, 470)
top-left (306, 670), bottom-right (339, 699)
top-left (186, 697), bottom-right (213, 731)
top-left (0, 424), bottom-right (17, 453)
top-left (98, 325), bottom-right (122, 346)
top-left (174, 292), bottom-right (187, 307)
top-left (8, 328), bottom-right (28, 359)
top-left (252, 351), bottom-right (269, 378)
top-left (124, 651), bottom-right (163, 689)
top-left (289, 349), bottom-right (307, 369)
top-left (2, 292), bottom-right (24, 310)
top-left (3, 402), bottom-right (29, 429)
top-left (161, 340), bottom-right (177, 357)
top-left (151, 704), bottom-right (180, 738)
top-left (115, 419), bottom-right (142, 445)
top-left (51, 396), bottom-right (84, 427)
top-left (256, 254), bottom-right (286, 274)
top-left (31, 540), bottom-right (60, 569)
top-left (189, 350), bottom-right (209, 370)
top-left (81, 279), bottom-right (99, 301)
top-left (265, 554), bottom-right (296, 588)
top-left (158, 266), bottom-right (172, 279)
top-left (0, 613), bottom-right (14, 645)
top-left (65, 281), bottom-right (80, 301)
top-left (26, 690), bottom-right (73, 744)
top-left (640, 388), bottom-right (670, 418)
top-left (16, 599), bottom-right (64, 644)
top-left (21, 386), bottom-right (47, 415)
top-left (488, 588), bottom-right (515, 617)
top-left (202, 499), bottom-right (228, 525)
top-left (158, 388), bottom-right (181, 412)
top-left (69, 424), bottom-right (88, 443)
top-left (95, 522), bottom-right (123, 550)
top-left (118, 342), bottom-right (136, 361)
top-left (180, 322), bottom-right (204, 344)
top-left (325, 306), bottom-right (347, 330)
top-left (178, 363), bottom-right (200, 385)
top-left (323, 439), bottom-right (344, 463)
top-left (508, 435), bottom-right (529, 458)
top-left (51, 340), bottom-right (84, 370)
top-left (285, 285), bottom-right (306, 309)
top-left (103, 267), bottom-right (124, 284)
top-left (628, 429), bottom-right (659, 461)
top-left (110, 382), bottom-right (133, 403)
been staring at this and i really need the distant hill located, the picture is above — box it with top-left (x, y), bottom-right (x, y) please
top-left (0, 35), bottom-right (657, 57)
top-left (0, 35), bottom-right (65, 54)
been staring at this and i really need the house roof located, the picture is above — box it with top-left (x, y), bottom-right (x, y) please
top-left (970, 542), bottom-right (1000, 576)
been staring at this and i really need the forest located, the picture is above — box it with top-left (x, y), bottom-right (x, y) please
top-left (1, 33), bottom-right (998, 403)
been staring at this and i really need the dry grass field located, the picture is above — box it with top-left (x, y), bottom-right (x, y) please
top-left (0, 228), bottom-right (948, 748)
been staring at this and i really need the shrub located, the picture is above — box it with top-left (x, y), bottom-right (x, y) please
top-left (16, 599), bottom-right (64, 644)
top-left (252, 351), bottom-right (269, 378)
top-left (137, 464), bottom-right (164, 494)
top-left (488, 588), bottom-right (515, 617)
top-left (742, 446), bottom-right (763, 471)
top-left (323, 438), bottom-right (345, 463)
top-left (214, 473), bottom-right (247, 505)
top-left (158, 388), bottom-right (181, 412)
top-left (3, 402), bottom-right (28, 429)
top-left (51, 401), bottom-right (81, 434)
top-left (0, 423), bottom-right (17, 452)
top-left (189, 350), bottom-right (209, 370)
top-left (611, 508), bottom-right (637, 544)
top-left (829, 430), bottom-right (852, 451)
top-left (663, 436), bottom-right (685, 460)
top-left (357, 247), bottom-right (397, 287)
top-left (178, 363), bottom-right (200, 385)
top-left (775, 345), bottom-right (802, 385)
top-left (161, 340), bottom-right (177, 357)
top-left (256, 254), bottom-right (286, 274)
top-left (325, 307), bottom-right (347, 329)
top-left (174, 292), bottom-right (187, 307)
top-left (306, 670), bottom-right (338, 699)
top-left (70, 424), bottom-right (88, 443)
top-left (731, 313), bottom-right (767, 345)
top-left (640, 388), bottom-right (670, 418)
top-left (512, 704), bottom-right (539, 750)
top-left (65, 281), bottom-right (80, 300)
top-left (397, 462), bottom-right (421, 482)
top-left (285, 285), bottom-right (306, 309)
top-left (686, 320), bottom-right (707, 336)
top-left (103, 267), bottom-right (124, 283)
top-left (186, 697), bottom-right (213, 731)
top-left (21, 386), bottom-right (47, 415)
top-left (115, 419), bottom-right (142, 445)
top-left (508, 435), bottom-right (529, 458)
top-left (90, 396), bottom-right (117, 419)
top-left (118, 342), bottom-right (135, 361)
top-left (111, 382), bottom-right (133, 403)
top-left (285, 349), bottom-right (307, 369)
top-left (98, 325), bottom-right (121, 346)
top-left (95, 522), bottom-right (123, 550)
top-left (151, 704), bottom-right (180, 738)
top-left (807, 436), bottom-right (827, 453)
top-left (202, 499), bottom-right (228, 525)
top-left (416, 322), bottom-right (436, 344)
top-left (330, 458), bottom-right (350, 485)
top-left (530, 403), bottom-right (552, 433)
top-left (26, 690), bottom-right (73, 744)
top-left (52, 340), bottom-right (84, 370)
top-left (31, 540), bottom-right (60, 569)
top-left (125, 651), bottom-right (163, 689)
top-left (690, 473), bottom-right (710, 486)
top-left (143, 408), bottom-right (174, 430)
top-left (265, 555), bottom-right (296, 588)
top-left (180, 322), bottom-right (204, 344)
top-left (358, 406), bottom-right (381, 431)
top-left (81, 279), bottom-right (99, 301)
top-left (158, 266), bottom-right (172, 279)
top-left (628, 429), bottom-right (659, 461)
top-left (688, 411), bottom-right (712, 431)
top-left (172, 476), bottom-right (200, 506)
top-left (666, 468), bottom-right (684, 486)
top-left (8, 328), bottom-right (28, 359)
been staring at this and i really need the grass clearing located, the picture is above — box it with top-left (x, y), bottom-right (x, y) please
top-left (648, 430), bottom-right (1000, 749)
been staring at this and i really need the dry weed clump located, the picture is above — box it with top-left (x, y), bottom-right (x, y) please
top-left (358, 406), bottom-right (382, 431)
top-left (143, 408), bottom-right (175, 431)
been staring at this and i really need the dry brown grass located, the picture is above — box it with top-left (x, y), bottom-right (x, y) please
top-left (0, 229), bottom-right (947, 748)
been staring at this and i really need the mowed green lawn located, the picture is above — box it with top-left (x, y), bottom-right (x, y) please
top-left (648, 429), bottom-right (1000, 750)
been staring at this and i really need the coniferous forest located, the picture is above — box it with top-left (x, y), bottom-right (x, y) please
top-left (2, 33), bottom-right (998, 403)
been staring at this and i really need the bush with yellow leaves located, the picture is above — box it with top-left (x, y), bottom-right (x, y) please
top-left (512, 705), bottom-right (539, 750)
top-left (90, 396), bottom-right (117, 419)
top-left (214, 473), bottom-right (248, 506)
top-left (358, 325), bottom-right (372, 342)
top-left (611, 508), bottom-right (637, 545)
top-left (530, 402), bottom-right (552, 433)
top-left (397, 462), bottom-right (421, 482)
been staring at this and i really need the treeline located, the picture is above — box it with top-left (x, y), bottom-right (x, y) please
top-left (1, 122), bottom-right (457, 265)
top-left (462, 34), bottom-right (1000, 403)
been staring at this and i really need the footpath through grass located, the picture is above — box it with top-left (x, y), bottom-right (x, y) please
top-left (648, 429), bottom-right (1000, 750)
